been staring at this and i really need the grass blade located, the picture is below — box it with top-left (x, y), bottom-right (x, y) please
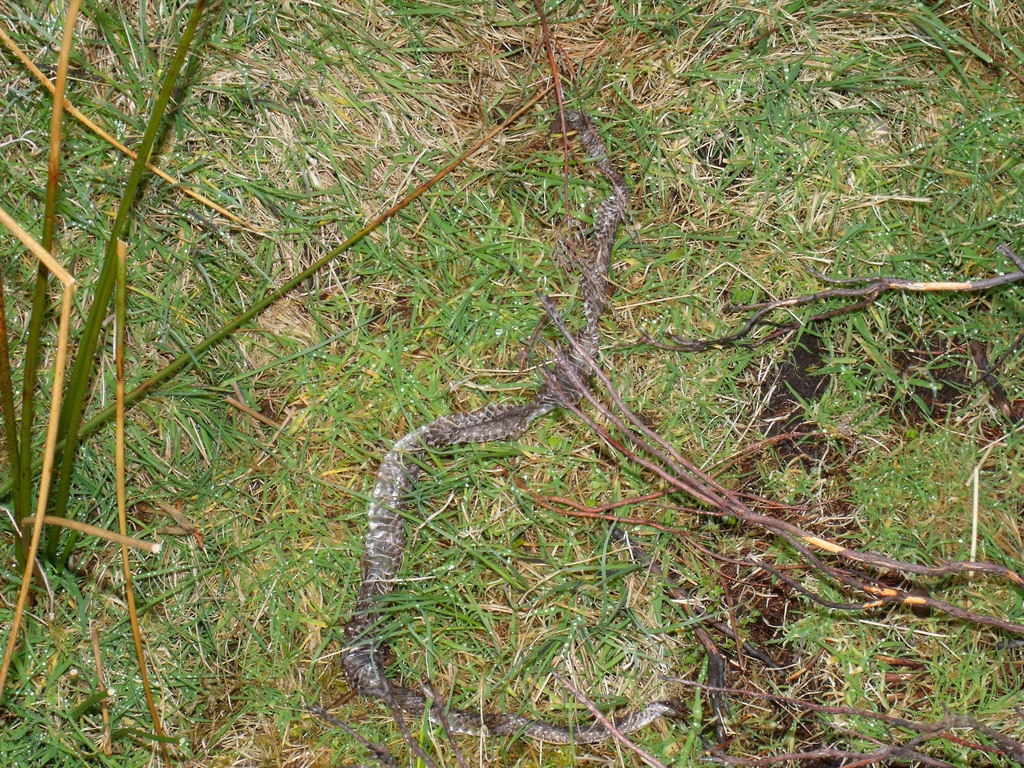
top-left (0, 285), bottom-right (75, 699)
top-left (13, 0), bottom-right (82, 567)
top-left (0, 272), bottom-right (21, 517)
top-left (115, 240), bottom-right (169, 759)
top-left (49, 0), bottom-right (209, 563)
top-left (0, 81), bottom-right (552, 501)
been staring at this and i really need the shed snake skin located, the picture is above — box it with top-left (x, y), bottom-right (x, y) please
top-left (341, 110), bottom-right (680, 743)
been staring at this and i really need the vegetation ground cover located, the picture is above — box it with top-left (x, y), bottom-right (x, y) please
top-left (0, 1), bottom-right (1022, 766)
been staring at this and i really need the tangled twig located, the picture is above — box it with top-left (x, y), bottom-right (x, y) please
top-left (533, 282), bottom-right (1024, 762)
top-left (662, 244), bottom-right (1024, 351)
top-left (674, 681), bottom-right (1024, 767)
top-left (306, 705), bottom-right (398, 768)
top-left (541, 293), bottom-right (1024, 622)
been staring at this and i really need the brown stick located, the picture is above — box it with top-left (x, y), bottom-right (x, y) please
top-left (379, 687), bottom-right (441, 768)
top-left (420, 682), bottom-right (471, 768)
top-left (225, 395), bottom-right (282, 429)
top-left (306, 705), bottom-right (398, 768)
top-left (969, 340), bottom-right (1019, 421)
top-left (665, 246), bottom-right (1024, 350)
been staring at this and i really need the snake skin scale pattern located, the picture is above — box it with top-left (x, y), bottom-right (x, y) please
top-left (340, 110), bottom-right (681, 744)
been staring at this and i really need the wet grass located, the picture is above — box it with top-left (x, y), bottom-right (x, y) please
top-left (0, 1), bottom-right (1022, 766)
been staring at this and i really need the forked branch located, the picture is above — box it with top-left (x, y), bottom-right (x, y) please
top-left (663, 244), bottom-right (1024, 351)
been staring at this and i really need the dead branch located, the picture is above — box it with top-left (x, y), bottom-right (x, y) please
top-left (970, 339), bottom-right (1020, 422)
top-left (539, 294), bottom-right (1024, 616)
top-left (524, 485), bottom-right (793, 669)
top-left (532, 285), bottom-right (1024, 762)
top-left (747, 556), bottom-right (866, 611)
top-left (379, 687), bottom-right (441, 768)
top-left (610, 530), bottom-right (731, 735)
top-left (662, 244), bottom-right (1024, 351)
top-left (565, 340), bottom-right (1018, 591)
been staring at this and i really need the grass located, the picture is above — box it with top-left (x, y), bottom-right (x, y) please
top-left (1, 0), bottom-right (1023, 766)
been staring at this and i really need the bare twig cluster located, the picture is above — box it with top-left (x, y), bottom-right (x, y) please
top-left (527, 249), bottom-right (1024, 766)
top-left (658, 245), bottom-right (1024, 353)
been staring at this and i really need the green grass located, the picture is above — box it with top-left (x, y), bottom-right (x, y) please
top-left (1, 0), bottom-right (1023, 766)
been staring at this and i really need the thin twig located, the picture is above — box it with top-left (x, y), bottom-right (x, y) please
top-left (140, 500), bottom-right (203, 544)
top-left (964, 18), bottom-right (1024, 87)
top-left (307, 705), bottom-right (398, 768)
top-left (969, 340), bottom-right (1018, 421)
top-left (380, 687), bottom-right (441, 768)
top-left (667, 248), bottom-right (1024, 350)
top-left (553, 673), bottom-right (671, 768)
top-left (536, 293), bottom-right (1024, 635)
top-left (747, 556), bottom-right (864, 611)
top-left (608, 528), bottom-right (732, 735)
top-left (421, 682), bottom-right (470, 768)
top-left (225, 395), bottom-right (282, 429)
